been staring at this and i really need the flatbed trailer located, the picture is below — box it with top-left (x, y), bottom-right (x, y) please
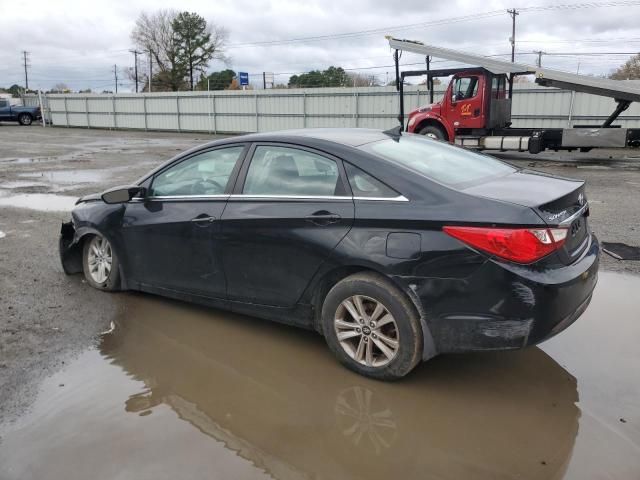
top-left (387, 37), bottom-right (640, 153)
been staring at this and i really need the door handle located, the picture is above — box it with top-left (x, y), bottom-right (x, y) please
top-left (191, 215), bottom-right (216, 225)
top-left (305, 211), bottom-right (341, 226)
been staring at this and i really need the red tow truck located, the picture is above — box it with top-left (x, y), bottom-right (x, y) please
top-left (388, 38), bottom-right (640, 154)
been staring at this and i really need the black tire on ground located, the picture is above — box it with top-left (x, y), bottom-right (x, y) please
top-left (418, 125), bottom-right (446, 141)
top-left (82, 234), bottom-right (121, 291)
top-left (18, 113), bottom-right (32, 126)
top-left (321, 272), bottom-right (423, 380)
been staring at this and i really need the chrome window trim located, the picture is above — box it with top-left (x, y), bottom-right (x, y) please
top-left (229, 194), bottom-right (352, 201)
top-left (558, 202), bottom-right (589, 226)
top-left (353, 195), bottom-right (409, 202)
top-left (130, 194), bottom-right (409, 202)
top-left (228, 194), bottom-right (409, 202)
top-left (131, 195), bottom-right (230, 202)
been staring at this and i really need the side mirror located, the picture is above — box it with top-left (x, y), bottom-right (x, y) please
top-left (101, 185), bottom-right (145, 204)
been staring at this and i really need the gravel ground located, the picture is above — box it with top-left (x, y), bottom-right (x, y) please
top-left (1, 124), bottom-right (639, 428)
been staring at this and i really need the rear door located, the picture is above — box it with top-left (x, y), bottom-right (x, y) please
top-left (220, 143), bottom-right (355, 307)
top-left (121, 145), bottom-right (247, 298)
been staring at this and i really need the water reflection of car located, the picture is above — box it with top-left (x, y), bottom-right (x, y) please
top-left (60, 128), bottom-right (599, 379)
top-left (102, 295), bottom-right (580, 480)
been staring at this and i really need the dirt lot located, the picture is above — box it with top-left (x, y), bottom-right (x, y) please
top-left (1, 125), bottom-right (639, 479)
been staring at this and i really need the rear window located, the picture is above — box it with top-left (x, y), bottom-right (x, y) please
top-left (362, 135), bottom-right (515, 188)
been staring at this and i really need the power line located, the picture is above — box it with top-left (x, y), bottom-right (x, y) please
top-left (224, 1), bottom-right (640, 49)
top-left (225, 10), bottom-right (506, 49)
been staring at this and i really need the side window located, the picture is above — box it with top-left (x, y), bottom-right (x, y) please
top-left (0, 100), bottom-right (8, 108)
top-left (243, 146), bottom-right (340, 196)
top-left (453, 77), bottom-right (479, 101)
top-left (344, 163), bottom-right (399, 198)
top-left (151, 146), bottom-right (244, 197)
top-left (492, 75), bottom-right (506, 99)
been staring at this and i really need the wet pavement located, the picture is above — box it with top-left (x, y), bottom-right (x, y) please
top-left (1, 271), bottom-right (639, 480)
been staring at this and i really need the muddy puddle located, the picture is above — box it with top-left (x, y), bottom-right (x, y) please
top-left (0, 192), bottom-right (77, 211)
top-left (18, 169), bottom-right (109, 184)
top-left (1, 272), bottom-right (639, 480)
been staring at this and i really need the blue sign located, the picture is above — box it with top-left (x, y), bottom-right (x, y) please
top-left (239, 72), bottom-right (249, 86)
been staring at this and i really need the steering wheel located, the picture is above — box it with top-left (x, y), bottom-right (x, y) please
top-left (190, 178), bottom-right (224, 195)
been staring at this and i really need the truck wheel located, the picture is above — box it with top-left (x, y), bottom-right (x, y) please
top-left (418, 125), bottom-right (446, 141)
top-left (18, 113), bottom-right (32, 126)
top-left (321, 272), bottom-right (423, 380)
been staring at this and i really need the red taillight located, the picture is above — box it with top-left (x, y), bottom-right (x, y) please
top-left (443, 226), bottom-right (568, 264)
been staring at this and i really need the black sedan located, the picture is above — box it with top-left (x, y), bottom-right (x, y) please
top-left (59, 128), bottom-right (599, 380)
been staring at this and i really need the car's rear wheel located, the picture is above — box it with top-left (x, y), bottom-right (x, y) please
top-left (418, 125), bottom-right (446, 141)
top-left (18, 113), bottom-right (32, 126)
top-left (82, 234), bottom-right (120, 291)
top-left (322, 272), bottom-right (423, 380)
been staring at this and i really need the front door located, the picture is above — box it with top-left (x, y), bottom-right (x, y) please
top-left (448, 75), bottom-right (484, 129)
top-left (121, 145), bottom-right (246, 298)
top-left (221, 144), bottom-right (355, 307)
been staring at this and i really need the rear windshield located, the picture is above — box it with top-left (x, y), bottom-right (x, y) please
top-left (362, 135), bottom-right (515, 188)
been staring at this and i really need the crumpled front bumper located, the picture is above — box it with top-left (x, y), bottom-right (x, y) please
top-left (59, 221), bottom-right (83, 274)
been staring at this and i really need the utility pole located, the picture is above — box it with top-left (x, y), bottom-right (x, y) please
top-left (533, 50), bottom-right (546, 68)
top-left (130, 50), bottom-right (142, 93)
top-left (113, 64), bottom-right (118, 94)
top-left (507, 8), bottom-right (519, 100)
top-left (148, 50), bottom-right (153, 92)
top-left (263, 72), bottom-right (266, 90)
top-left (22, 51), bottom-right (30, 90)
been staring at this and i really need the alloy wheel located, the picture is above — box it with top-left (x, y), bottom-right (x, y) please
top-left (87, 236), bottom-right (112, 284)
top-left (334, 295), bottom-right (400, 367)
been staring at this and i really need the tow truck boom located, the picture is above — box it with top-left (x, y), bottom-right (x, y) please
top-left (387, 37), bottom-right (640, 153)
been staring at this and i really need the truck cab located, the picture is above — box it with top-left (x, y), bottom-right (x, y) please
top-left (407, 69), bottom-right (511, 141)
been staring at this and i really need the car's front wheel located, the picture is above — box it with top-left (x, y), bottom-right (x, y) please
top-left (18, 113), bottom-right (32, 126)
top-left (322, 272), bottom-right (423, 380)
top-left (82, 234), bottom-right (120, 291)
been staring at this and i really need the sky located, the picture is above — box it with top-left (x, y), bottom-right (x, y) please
top-left (1, 0), bottom-right (640, 92)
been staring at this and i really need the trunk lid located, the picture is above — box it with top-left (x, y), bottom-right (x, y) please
top-left (462, 169), bottom-right (590, 263)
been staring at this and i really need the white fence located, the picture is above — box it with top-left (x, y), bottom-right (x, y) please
top-left (24, 84), bottom-right (640, 134)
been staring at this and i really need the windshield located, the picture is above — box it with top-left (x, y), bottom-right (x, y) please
top-left (362, 135), bottom-right (516, 188)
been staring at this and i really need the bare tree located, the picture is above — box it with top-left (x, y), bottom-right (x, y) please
top-left (610, 54), bottom-right (640, 80)
top-left (131, 9), bottom-right (186, 91)
top-left (50, 83), bottom-right (70, 93)
top-left (347, 73), bottom-right (380, 87)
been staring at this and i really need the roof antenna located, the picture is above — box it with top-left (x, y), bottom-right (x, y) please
top-left (383, 125), bottom-right (402, 140)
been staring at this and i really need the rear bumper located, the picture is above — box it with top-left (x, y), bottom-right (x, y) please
top-left (409, 233), bottom-right (600, 355)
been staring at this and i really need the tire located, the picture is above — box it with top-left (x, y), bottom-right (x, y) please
top-left (418, 125), bottom-right (446, 141)
top-left (18, 113), bottom-right (32, 126)
top-left (82, 234), bottom-right (120, 291)
top-left (321, 272), bottom-right (423, 380)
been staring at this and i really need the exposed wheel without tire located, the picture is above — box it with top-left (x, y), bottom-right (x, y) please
top-left (418, 125), bottom-right (446, 141)
top-left (82, 234), bottom-right (120, 291)
top-left (322, 272), bottom-right (423, 380)
top-left (18, 113), bottom-right (32, 126)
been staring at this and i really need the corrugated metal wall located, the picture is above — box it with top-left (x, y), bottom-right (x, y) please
top-left (23, 84), bottom-right (640, 133)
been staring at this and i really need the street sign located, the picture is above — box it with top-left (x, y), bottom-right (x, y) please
top-left (239, 72), bottom-right (249, 86)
